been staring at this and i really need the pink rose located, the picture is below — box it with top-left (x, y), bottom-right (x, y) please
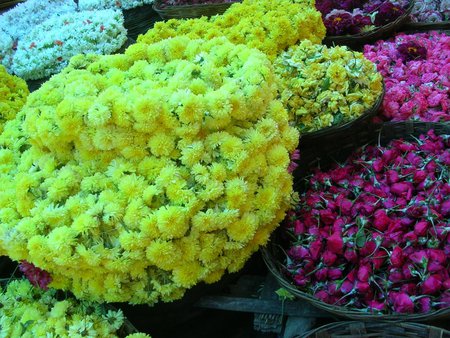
top-left (357, 265), bottom-right (371, 283)
top-left (414, 221), bottom-right (429, 236)
top-left (314, 290), bottom-right (330, 303)
top-left (368, 300), bottom-right (386, 311)
top-left (294, 220), bottom-right (305, 235)
top-left (315, 268), bottom-right (329, 281)
top-left (392, 292), bottom-right (414, 313)
top-left (418, 297), bottom-right (432, 313)
top-left (422, 275), bottom-right (442, 295)
top-left (322, 250), bottom-right (337, 266)
top-left (356, 281), bottom-right (371, 293)
top-left (328, 268), bottom-right (343, 280)
top-left (390, 246), bottom-right (404, 268)
top-left (344, 249), bottom-right (358, 263)
top-left (341, 280), bottom-right (354, 294)
top-left (327, 232), bottom-right (344, 254)
top-left (309, 239), bottom-right (323, 261)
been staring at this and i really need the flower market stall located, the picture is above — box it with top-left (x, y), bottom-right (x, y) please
top-left (0, 0), bottom-right (449, 337)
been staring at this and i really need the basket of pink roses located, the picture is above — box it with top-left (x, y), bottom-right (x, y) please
top-left (318, 0), bottom-right (414, 49)
top-left (263, 121), bottom-right (450, 321)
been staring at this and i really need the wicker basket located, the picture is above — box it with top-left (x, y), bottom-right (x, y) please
top-left (0, 0), bottom-right (24, 10)
top-left (263, 121), bottom-right (450, 321)
top-left (300, 321), bottom-right (450, 338)
top-left (123, 4), bottom-right (160, 40)
top-left (152, 0), bottom-right (238, 20)
top-left (323, 0), bottom-right (415, 50)
top-left (402, 21), bottom-right (450, 32)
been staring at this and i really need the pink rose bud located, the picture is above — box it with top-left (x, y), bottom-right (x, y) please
top-left (294, 274), bottom-right (308, 287)
top-left (410, 250), bottom-right (428, 264)
top-left (368, 300), bottom-right (386, 311)
top-left (339, 198), bottom-right (353, 216)
top-left (294, 220), bottom-right (305, 235)
top-left (422, 275), bottom-right (442, 295)
top-left (414, 221), bottom-right (429, 236)
top-left (328, 268), bottom-right (343, 280)
top-left (404, 231), bottom-right (418, 243)
top-left (427, 261), bottom-right (443, 273)
top-left (441, 199), bottom-right (450, 217)
top-left (392, 292), bottom-right (414, 313)
top-left (356, 281), bottom-right (371, 293)
top-left (389, 269), bottom-right (404, 283)
top-left (359, 241), bottom-right (376, 257)
top-left (373, 209), bottom-right (390, 231)
top-left (19, 261), bottom-right (52, 290)
top-left (390, 246), bottom-right (404, 268)
top-left (320, 209), bottom-right (336, 225)
top-left (314, 290), bottom-right (330, 303)
top-left (373, 159), bottom-right (385, 172)
top-left (357, 265), bottom-right (371, 283)
top-left (413, 170), bottom-right (427, 183)
top-left (288, 246), bottom-right (310, 260)
top-left (322, 250), bottom-right (337, 266)
top-left (402, 263), bottom-right (414, 279)
top-left (315, 268), bottom-right (329, 281)
top-left (327, 232), bottom-right (344, 255)
top-left (400, 283), bottom-right (416, 295)
top-left (418, 297), bottom-right (432, 313)
top-left (340, 280), bottom-right (354, 294)
top-left (309, 239), bottom-right (323, 261)
top-left (444, 279), bottom-right (450, 290)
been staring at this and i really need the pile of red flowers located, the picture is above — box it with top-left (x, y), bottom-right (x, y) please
top-left (316, 0), bottom-right (408, 36)
top-left (283, 130), bottom-right (450, 314)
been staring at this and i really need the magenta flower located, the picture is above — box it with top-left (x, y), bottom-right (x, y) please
top-left (327, 232), bottom-right (344, 254)
top-left (19, 261), bottom-right (52, 290)
top-left (397, 42), bottom-right (428, 63)
top-left (422, 275), bottom-right (443, 295)
top-left (374, 2), bottom-right (405, 25)
top-left (391, 292), bottom-right (415, 313)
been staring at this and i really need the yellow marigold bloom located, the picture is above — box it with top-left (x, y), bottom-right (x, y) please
top-left (275, 40), bottom-right (383, 133)
top-left (0, 37), bottom-right (298, 305)
top-left (0, 65), bottom-right (29, 133)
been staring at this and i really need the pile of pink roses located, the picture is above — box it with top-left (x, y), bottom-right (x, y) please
top-left (364, 31), bottom-right (450, 122)
top-left (283, 130), bottom-right (450, 314)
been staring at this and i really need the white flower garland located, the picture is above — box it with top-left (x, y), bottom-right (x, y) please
top-left (0, 0), bottom-right (76, 40)
top-left (0, 29), bottom-right (14, 69)
top-left (11, 9), bottom-right (127, 80)
top-left (78, 0), bottom-right (154, 10)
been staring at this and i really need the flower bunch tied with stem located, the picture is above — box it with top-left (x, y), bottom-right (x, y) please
top-left (274, 39), bottom-right (383, 134)
top-left (283, 130), bottom-right (450, 314)
top-left (364, 31), bottom-right (450, 122)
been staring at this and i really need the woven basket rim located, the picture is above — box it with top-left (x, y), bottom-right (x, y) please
top-left (299, 320), bottom-right (450, 338)
top-left (323, 0), bottom-right (415, 42)
top-left (263, 121), bottom-right (450, 321)
top-left (153, 0), bottom-right (238, 11)
top-left (299, 82), bottom-right (385, 141)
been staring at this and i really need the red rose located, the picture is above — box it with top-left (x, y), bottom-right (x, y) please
top-left (402, 263), bottom-right (414, 279)
top-left (322, 250), bottom-right (337, 266)
top-left (373, 209), bottom-right (391, 231)
top-left (422, 275), bottom-right (442, 295)
top-left (427, 261), bottom-right (443, 273)
top-left (410, 250), bottom-right (428, 264)
top-left (371, 250), bottom-right (385, 269)
top-left (356, 281), bottom-right (370, 293)
top-left (414, 221), bottom-right (429, 236)
top-left (328, 268), bottom-right (343, 280)
top-left (315, 268), bottom-right (329, 281)
top-left (441, 199), bottom-right (450, 217)
top-left (368, 300), bottom-right (386, 311)
top-left (344, 249), bottom-right (358, 263)
top-left (400, 283), bottom-right (416, 295)
top-left (309, 239), bottom-right (323, 261)
top-left (392, 292), bottom-right (414, 313)
top-left (359, 241), bottom-right (376, 257)
top-left (391, 182), bottom-right (412, 197)
top-left (357, 265), bottom-right (371, 283)
top-left (340, 280), bottom-right (354, 294)
top-left (288, 245), bottom-right (310, 260)
top-left (418, 297), bottom-right (432, 313)
top-left (444, 279), bottom-right (450, 290)
top-left (339, 198), bottom-right (353, 216)
top-left (294, 220), bottom-right (305, 235)
top-left (413, 170), bottom-right (427, 183)
top-left (390, 246), bottom-right (404, 268)
top-left (19, 261), bottom-right (52, 290)
top-left (314, 290), bottom-right (330, 303)
top-left (327, 232), bottom-right (344, 254)
top-left (294, 274), bottom-right (308, 287)
top-left (388, 269), bottom-right (404, 283)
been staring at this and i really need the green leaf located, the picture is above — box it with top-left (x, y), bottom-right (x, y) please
top-left (20, 320), bottom-right (34, 335)
top-left (275, 288), bottom-right (295, 301)
top-left (320, 77), bottom-right (331, 91)
top-left (355, 230), bottom-right (366, 248)
top-left (333, 112), bottom-right (344, 125)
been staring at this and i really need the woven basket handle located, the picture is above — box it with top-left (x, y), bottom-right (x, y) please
top-left (349, 322), bottom-right (367, 335)
top-left (429, 327), bottom-right (445, 338)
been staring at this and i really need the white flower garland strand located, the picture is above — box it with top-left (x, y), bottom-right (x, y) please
top-left (0, 0), bottom-right (76, 40)
top-left (11, 9), bottom-right (127, 80)
top-left (78, 0), bottom-right (154, 10)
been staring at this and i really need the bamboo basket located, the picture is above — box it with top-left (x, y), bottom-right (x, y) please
top-left (123, 4), bottom-right (160, 40)
top-left (323, 0), bottom-right (415, 50)
top-left (300, 321), bottom-right (450, 338)
top-left (402, 21), bottom-right (450, 32)
top-left (152, 0), bottom-right (238, 20)
top-left (263, 121), bottom-right (450, 321)
top-left (0, 0), bottom-right (24, 10)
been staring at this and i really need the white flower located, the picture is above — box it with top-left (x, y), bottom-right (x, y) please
top-left (10, 9), bottom-right (127, 80)
top-left (0, 29), bottom-right (14, 69)
top-left (0, 0), bottom-right (76, 40)
top-left (78, 0), bottom-right (154, 10)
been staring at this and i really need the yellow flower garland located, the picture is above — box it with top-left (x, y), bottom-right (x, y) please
top-left (0, 279), bottom-right (150, 337)
top-left (0, 65), bottom-right (29, 133)
top-left (274, 40), bottom-right (383, 133)
top-left (138, 0), bottom-right (325, 60)
top-left (0, 37), bottom-right (298, 304)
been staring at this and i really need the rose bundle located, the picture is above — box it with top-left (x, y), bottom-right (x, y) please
top-left (316, 0), bottom-right (409, 36)
top-left (0, 65), bottom-right (29, 133)
top-left (10, 9), bottom-right (127, 81)
top-left (0, 279), bottom-right (150, 337)
top-left (78, 0), bottom-right (154, 10)
top-left (364, 32), bottom-right (450, 122)
top-left (283, 130), bottom-right (450, 314)
top-left (0, 36), bottom-right (298, 304)
top-left (138, 0), bottom-right (325, 60)
top-left (274, 40), bottom-right (383, 133)
top-left (410, 0), bottom-right (450, 23)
